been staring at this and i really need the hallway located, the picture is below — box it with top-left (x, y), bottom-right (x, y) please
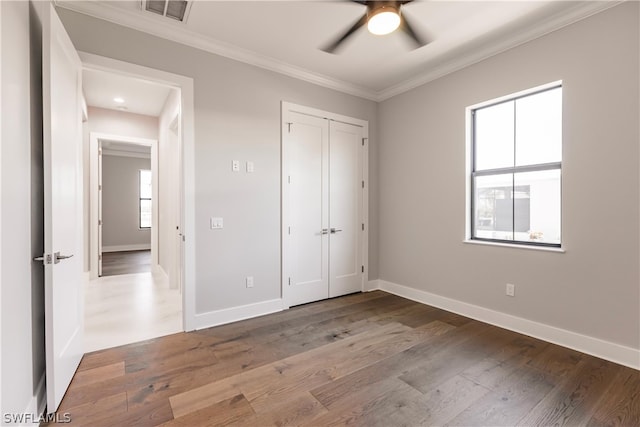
top-left (84, 271), bottom-right (182, 353)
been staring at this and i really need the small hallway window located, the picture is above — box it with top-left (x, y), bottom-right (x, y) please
top-left (139, 169), bottom-right (152, 229)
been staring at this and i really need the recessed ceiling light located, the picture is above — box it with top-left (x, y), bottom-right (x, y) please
top-left (114, 97), bottom-right (125, 103)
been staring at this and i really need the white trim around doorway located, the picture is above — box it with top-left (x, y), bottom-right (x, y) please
top-left (81, 52), bottom-right (196, 331)
top-left (89, 132), bottom-right (158, 279)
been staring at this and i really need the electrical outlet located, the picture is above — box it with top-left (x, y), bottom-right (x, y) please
top-left (246, 276), bottom-right (254, 288)
top-left (506, 283), bottom-right (515, 297)
top-left (210, 217), bottom-right (223, 229)
top-left (232, 160), bottom-right (240, 172)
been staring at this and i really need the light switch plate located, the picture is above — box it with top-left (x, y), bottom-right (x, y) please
top-left (210, 217), bottom-right (223, 229)
top-left (246, 161), bottom-right (254, 173)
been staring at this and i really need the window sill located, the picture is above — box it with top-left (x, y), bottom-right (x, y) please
top-left (463, 239), bottom-right (565, 253)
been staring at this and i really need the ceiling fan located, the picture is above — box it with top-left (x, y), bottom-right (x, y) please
top-left (322, 0), bottom-right (430, 54)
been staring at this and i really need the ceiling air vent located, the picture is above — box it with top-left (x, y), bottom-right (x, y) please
top-left (142, 0), bottom-right (191, 22)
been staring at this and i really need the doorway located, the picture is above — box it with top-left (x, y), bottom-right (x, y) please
top-left (92, 135), bottom-right (157, 278)
top-left (282, 102), bottom-right (369, 307)
top-left (83, 64), bottom-right (185, 352)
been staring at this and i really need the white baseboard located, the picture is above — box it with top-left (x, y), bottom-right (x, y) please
top-left (364, 279), bottom-right (381, 292)
top-left (194, 298), bottom-right (284, 330)
top-left (18, 373), bottom-right (46, 425)
top-left (152, 264), bottom-right (169, 279)
top-left (374, 280), bottom-right (639, 370)
top-left (102, 244), bottom-right (151, 253)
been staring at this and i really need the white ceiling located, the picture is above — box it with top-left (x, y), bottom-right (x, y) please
top-left (63, 1), bottom-right (621, 101)
top-left (83, 68), bottom-right (172, 116)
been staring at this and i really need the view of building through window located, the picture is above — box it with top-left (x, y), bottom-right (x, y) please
top-left (471, 85), bottom-right (562, 246)
top-left (139, 169), bottom-right (152, 229)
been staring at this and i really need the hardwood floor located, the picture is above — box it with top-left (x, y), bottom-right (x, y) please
top-left (102, 250), bottom-right (151, 276)
top-left (46, 291), bottom-right (639, 426)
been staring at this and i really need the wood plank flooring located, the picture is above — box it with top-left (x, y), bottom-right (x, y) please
top-left (45, 291), bottom-right (639, 426)
top-left (102, 250), bottom-right (151, 276)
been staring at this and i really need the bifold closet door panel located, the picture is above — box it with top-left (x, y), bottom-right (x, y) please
top-left (287, 112), bottom-right (330, 306)
top-left (329, 121), bottom-right (363, 298)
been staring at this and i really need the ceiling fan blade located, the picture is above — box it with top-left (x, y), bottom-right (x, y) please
top-left (399, 12), bottom-right (430, 49)
top-left (321, 13), bottom-right (368, 54)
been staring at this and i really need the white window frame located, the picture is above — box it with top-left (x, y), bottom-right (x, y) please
top-left (465, 81), bottom-right (564, 250)
top-left (139, 169), bottom-right (152, 229)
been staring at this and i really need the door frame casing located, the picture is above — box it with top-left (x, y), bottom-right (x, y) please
top-left (81, 52), bottom-right (197, 331)
top-left (89, 133), bottom-right (158, 279)
top-left (281, 102), bottom-right (369, 309)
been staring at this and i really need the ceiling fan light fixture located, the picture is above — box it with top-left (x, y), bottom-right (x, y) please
top-left (367, 7), bottom-right (401, 36)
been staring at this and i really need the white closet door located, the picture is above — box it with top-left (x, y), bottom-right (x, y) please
top-left (329, 121), bottom-right (363, 297)
top-left (287, 112), bottom-right (330, 306)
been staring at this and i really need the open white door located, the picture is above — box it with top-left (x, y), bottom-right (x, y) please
top-left (39, 2), bottom-right (84, 413)
top-left (170, 113), bottom-right (185, 293)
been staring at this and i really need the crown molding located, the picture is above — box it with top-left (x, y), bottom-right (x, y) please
top-left (56, 0), bottom-right (624, 103)
top-left (376, 1), bottom-right (625, 101)
top-left (55, 0), bottom-right (379, 101)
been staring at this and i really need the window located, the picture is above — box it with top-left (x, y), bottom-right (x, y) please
top-left (470, 84), bottom-right (562, 247)
top-left (139, 169), bottom-right (152, 229)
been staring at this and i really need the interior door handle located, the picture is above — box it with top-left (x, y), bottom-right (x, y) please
top-left (321, 229), bottom-right (329, 235)
top-left (330, 228), bottom-right (343, 234)
top-left (54, 252), bottom-right (74, 264)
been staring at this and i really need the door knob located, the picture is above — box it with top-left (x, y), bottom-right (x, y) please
top-left (330, 228), bottom-right (343, 234)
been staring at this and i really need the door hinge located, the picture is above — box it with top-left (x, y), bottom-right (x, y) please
top-left (362, 138), bottom-right (367, 146)
top-left (288, 226), bottom-right (291, 235)
top-left (33, 253), bottom-right (53, 265)
top-left (98, 219), bottom-right (102, 226)
top-left (98, 184), bottom-right (102, 191)
top-left (362, 180), bottom-right (365, 188)
top-left (286, 122), bottom-right (293, 133)
top-left (362, 223), bottom-right (365, 231)
top-left (98, 254), bottom-right (102, 261)
top-left (288, 277), bottom-right (291, 286)
top-left (288, 175), bottom-right (291, 184)
top-left (361, 265), bottom-right (364, 273)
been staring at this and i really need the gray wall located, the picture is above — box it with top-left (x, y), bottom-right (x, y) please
top-left (1, 0), bottom-right (46, 416)
top-left (88, 106), bottom-right (159, 140)
top-left (101, 155), bottom-right (152, 248)
top-left (378, 3), bottom-right (639, 349)
top-left (57, 8), bottom-right (379, 314)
